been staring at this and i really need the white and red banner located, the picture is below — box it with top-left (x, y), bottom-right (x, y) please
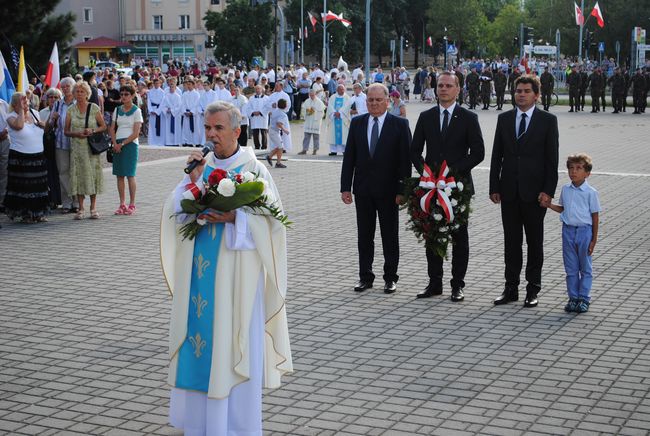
top-left (426, 36), bottom-right (433, 47)
top-left (308, 12), bottom-right (318, 31)
top-left (44, 42), bottom-right (60, 89)
top-left (574, 2), bottom-right (584, 26)
top-left (591, 2), bottom-right (604, 28)
top-left (419, 162), bottom-right (457, 223)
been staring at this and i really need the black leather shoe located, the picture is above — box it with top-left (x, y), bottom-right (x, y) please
top-left (524, 292), bottom-right (538, 307)
top-left (354, 281), bottom-right (373, 292)
top-left (450, 288), bottom-right (464, 302)
top-left (416, 284), bottom-right (442, 299)
top-left (494, 289), bottom-right (518, 305)
top-left (384, 281), bottom-right (397, 294)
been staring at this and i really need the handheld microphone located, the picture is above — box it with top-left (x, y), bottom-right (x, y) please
top-left (184, 142), bottom-right (214, 174)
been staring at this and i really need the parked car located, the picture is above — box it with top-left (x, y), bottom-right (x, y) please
top-left (95, 61), bottom-right (133, 77)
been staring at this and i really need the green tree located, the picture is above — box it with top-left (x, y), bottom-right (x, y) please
top-left (426, 0), bottom-right (488, 57)
top-left (479, 0), bottom-right (520, 22)
top-left (0, 0), bottom-right (75, 78)
top-left (486, 4), bottom-right (527, 57)
top-left (204, 0), bottom-right (275, 64)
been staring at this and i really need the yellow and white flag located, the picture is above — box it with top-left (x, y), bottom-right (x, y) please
top-left (17, 46), bottom-right (28, 93)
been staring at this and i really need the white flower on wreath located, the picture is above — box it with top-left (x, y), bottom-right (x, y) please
top-left (460, 205), bottom-right (466, 212)
top-left (433, 213), bottom-right (443, 221)
top-left (217, 178), bottom-right (236, 197)
top-left (451, 199), bottom-right (458, 207)
top-left (196, 217), bottom-right (207, 226)
top-left (242, 171), bottom-right (256, 183)
top-left (444, 187), bottom-right (452, 197)
top-left (457, 181), bottom-right (464, 192)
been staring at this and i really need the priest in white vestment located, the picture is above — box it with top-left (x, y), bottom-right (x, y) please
top-left (161, 78), bottom-right (183, 146)
top-left (325, 84), bottom-right (351, 155)
top-left (161, 101), bottom-right (292, 435)
top-left (147, 78), bottom-right (166, 146)
top-left (198, 82), bottom-right (217, 146)
top-left (245, 85), bottom-right (270, 150)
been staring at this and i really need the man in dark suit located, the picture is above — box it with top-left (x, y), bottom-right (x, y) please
top-left (489, 75), bottom-right (559, 307)
top-left (410, 72), bottom-right (485, 302)
top-left (341, 83), bottom-right (412, 294)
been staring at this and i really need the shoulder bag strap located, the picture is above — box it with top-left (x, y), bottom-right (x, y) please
top-left (84, 103), bottom-right (91, 129)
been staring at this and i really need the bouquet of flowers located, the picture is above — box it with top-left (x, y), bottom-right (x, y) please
top-left (176, 168), bottom-right (290, 240)
top-left (402, 161), bottom-right (473, 259)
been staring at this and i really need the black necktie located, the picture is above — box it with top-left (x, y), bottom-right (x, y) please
top-left (370, 117), bottom-right (379, 156)
top-left (441, 109), bottom-right (449, 137)
top-left (518, 113), bottom-right (527, 139)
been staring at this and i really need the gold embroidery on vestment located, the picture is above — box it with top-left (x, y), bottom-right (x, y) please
top-left (192, 293), bottom-right (208, 318)
top-left (189, 332), bottom-right (206, 358)
top-left (194, 253), bottom-right (210, 279)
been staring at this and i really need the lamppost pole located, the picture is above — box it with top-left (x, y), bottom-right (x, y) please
top-left (300, 0), bottom-right (304, 63)
top-left (365, 0), bottom-right (371, 83)
top-left (322, 0), bottom-right (327, 68)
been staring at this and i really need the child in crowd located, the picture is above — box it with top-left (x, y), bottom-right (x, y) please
top-left (266, 99), bottom-right (290, 169)
top-left (542, 153), bottom-right (601, 313)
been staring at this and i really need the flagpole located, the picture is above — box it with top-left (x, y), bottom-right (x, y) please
top-left (300, 0), bottom-right (304, 64)
top-left (365, 0), bottom-right (370, 84)
top-left (578, 0), bottom-right (584, 60)
top-left (322, 0), bottom-right (327, 68)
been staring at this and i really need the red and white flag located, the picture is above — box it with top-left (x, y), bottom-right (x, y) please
top-left (322, 10), bottom-right (338, 22)
top-left (574, 2), bottom-right (584, 26)
top-left (44, 42), bottom-right (60, 89)
top-left (308, 12), bottom-right (318, 31)
top-left (304, 26), bottom-right (308, 39)
top-left (426, 36), bottom-right (433, 47)
top-left (591, 2), bottom-right (604, 28)
top-left (336, 12), bottom-right (351, 28)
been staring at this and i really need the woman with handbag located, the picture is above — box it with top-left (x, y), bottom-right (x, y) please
top-left (3, 92), bottom-right (49, 223)
top-left (109, 84), bottom-right (142, 216)
top-left (64, 81), bottom-right (107, 220)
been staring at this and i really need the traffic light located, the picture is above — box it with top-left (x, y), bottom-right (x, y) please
top-left (404, 39), bottom-right (409, 49)
top-left (523, 27), bottom-right (534, 43)
top-left (329, 33), bottom-right (333, 43)
top-left (513, 36), bottom-right (519, 47)
top-left (205, 35), bottom-right (215, 48)
top-left (296, 38), bottom-right (301, 50)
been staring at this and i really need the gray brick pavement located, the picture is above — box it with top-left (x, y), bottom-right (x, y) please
top-left (1, 103), bottom-right (649, 435)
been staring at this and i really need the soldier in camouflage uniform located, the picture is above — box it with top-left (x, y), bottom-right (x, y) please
top-left (480, 67), bottom-right (493, 110)
top-left (494, 68), bottom-right (507, 110)
top-left (622, 68), bottom-right (630, 112)
top-left (540, 66), bottom-right (554, 111)
top-left (466, 67), bottom-right (480, 110)
top-left (631, 68), bottom-right (646, 114)
top-left (587, 68), bottom-right (604, 113)
top-left (600, 70), bottom-right (607, 112)
top-left (508, 68), bottom-right (521, 108)
top-left (578, 66), bottom-right (589, 111)
top-left (455, 66), bottom-right (465, 106)
top-left (567, 65), bottom-right (581, 112)
top-left (608, 67), bottom-right (626, 114)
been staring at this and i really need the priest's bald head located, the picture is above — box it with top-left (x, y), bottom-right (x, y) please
top-left (204, 101), bottom-right (242, 159)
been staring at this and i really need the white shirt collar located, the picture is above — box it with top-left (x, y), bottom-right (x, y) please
top-left (439, 102), bottom-right (456, 115)
top-left (516, 105), bottom-right (535, 119)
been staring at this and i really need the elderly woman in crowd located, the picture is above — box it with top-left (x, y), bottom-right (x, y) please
top-left (388, 90), bottom-right (407, 118)
top-left (50, 77), bottom-right (78, 213)
top-left (41, 88), bottom-right (62, 208)
top-left (4, 92), bottom-right (49, 223)
top-left (64, 81), bottom-right (107, 220)
top-left (109, 84), bottom-right (142, 216)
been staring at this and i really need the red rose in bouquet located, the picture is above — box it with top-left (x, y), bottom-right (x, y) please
top-left (207, 168), bottom-right (228, 186)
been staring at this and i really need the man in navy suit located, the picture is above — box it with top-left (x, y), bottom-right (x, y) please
top-left (489, 75), bottom-right (559, 307)
top-left (410, 72), bottom-right (485, 301)
top-left (341, 83), bottom-right (412, 294)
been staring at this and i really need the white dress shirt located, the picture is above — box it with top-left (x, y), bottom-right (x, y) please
top-left (366, 112), bottom-right (387, 151)
top-left (438, 102), bottom-right (457, 131)
top-left (515, 105), bottom-right (535, 137)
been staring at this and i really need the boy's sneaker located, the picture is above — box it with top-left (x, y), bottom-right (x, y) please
top-left (576, 300), bottom-right (590, 313)
top-left (564, 298), bottom-right (578, 313)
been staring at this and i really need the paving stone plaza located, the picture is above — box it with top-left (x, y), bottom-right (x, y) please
top-left (1, 102), bottom-right (649, 435)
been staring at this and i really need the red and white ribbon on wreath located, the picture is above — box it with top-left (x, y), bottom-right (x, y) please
top-left (182, 182), bottom-right (205, 200)
top-left (418, 161), bottom-right (457, 222)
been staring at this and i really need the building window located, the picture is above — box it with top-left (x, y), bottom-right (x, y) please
top-left (83, 36), bottom-right (92, 42)
top-left (83, 7), bottom-right (93, 24)
top-left (211, 0), bottom-right (219, 4)
top-left (153, 15), bottom-right (163, 30)
top-left (179, 15), bottom-right (190, 29)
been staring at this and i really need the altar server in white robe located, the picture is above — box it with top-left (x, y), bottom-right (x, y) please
top-left (325, 84), bottom-right (351, 155)
top-left (198, 81), bottom-right (217, 146)
top-left (181, 79), bottom-right (201, 147)
top-left (214, 78), bottom-right (232, 102)
top-left (147, 78), bottom-right (166, 146)
top-left (245, 85), bottom-right (270, 150)
top-left (267, 81), bottom-right (292, 116)
top-left (229, 83), bottom-right (249, 148)
top-left (161, 101), bottom-right (292, 435)
top-left (161, 78), bottom-right (183, 146)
